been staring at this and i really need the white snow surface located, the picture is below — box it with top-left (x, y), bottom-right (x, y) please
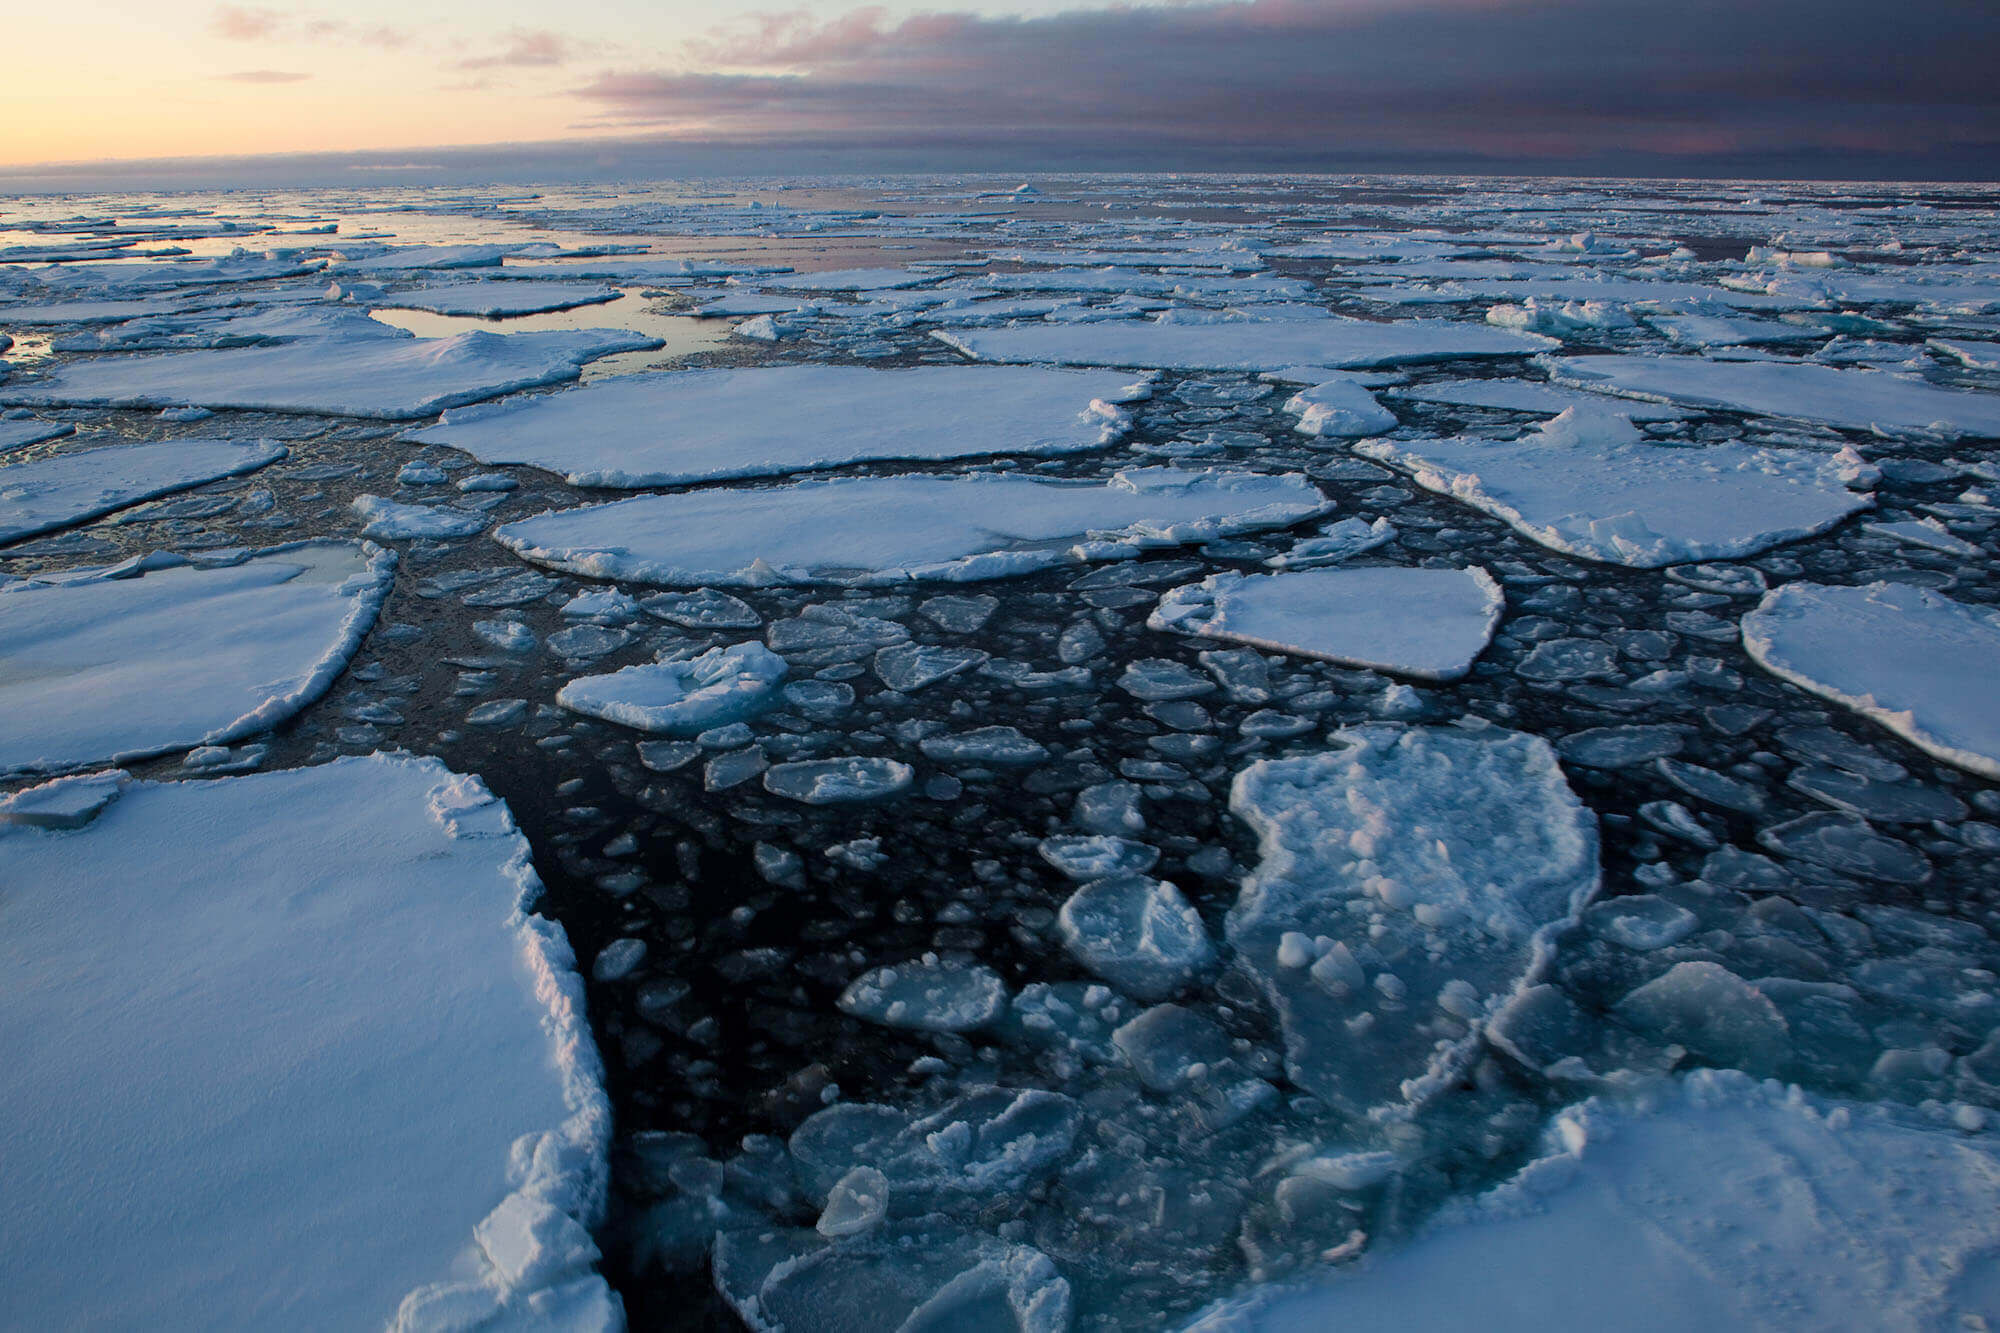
top-left (1357, 407), bottom-right (1875, 567)
top-left (406, 366), bottom-right (1146, 487)
top-left (1281, 375), bottom-right (1399, 437)
top-left (937, 316), bottom-right (1555, 372)
top-left (0, 437), bottom-right (286, 543)
top-left (2, 328), bottom-right (657, 420)
top-left (0, 542), bottom-right (392, 776)
top-left (493, 467), bottom-right (1333, 587)
top-left (0, 418), bottom-right (75, 451)
top-left (1151, 567), bottom-right (1503, 680)
top-left (352, 494), bottom-right (489, 540)
top-left (0, 754), bottom-right (617, 1331)
top-left (1742, 580), bottom-right (2000, 779)
top-left (1188, 1071), bottom-right (2000, 1333)
top-left (556, 642), bottom-right (788, 735)
top-left (370, 281), bottom-right (622, 317)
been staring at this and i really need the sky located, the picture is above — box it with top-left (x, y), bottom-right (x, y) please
top-left (5, 0), bottom-right (1998, 183)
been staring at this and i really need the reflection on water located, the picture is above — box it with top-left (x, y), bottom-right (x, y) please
top-left (366, 288), bottom-right (733, 379)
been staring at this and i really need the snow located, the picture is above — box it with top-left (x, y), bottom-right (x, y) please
top-left (351, 494), bottom-right (488, 539)
top-left (1228, 725), bottom-right (1599, 1116)
top-left (0, 542), bottom-right (392, 777)
top-left (1742, 581), bottom-right (2000, 779)
top-left (1281, 375), bottom-right (1399, 437)
top-left (0, 754), bottom-right (616, 1330)
top-left (406, 366), bottom-right (1146, 487)
top-left (937, 316), bottom-right (1556, 372)
top-left (2, 328), bottom-right (658, 420)
top-left (1357, 407), bottom-right (1876, 567)
top-left (0, 437), bottom-right (286, 544)
top-left (556, 642), bottom-right (788, 735)
top-left (371, 281), bottom-right (622, 317)
top-left (1549, 354), bottom-right (2000, 439)
top-left (1151, 567), bottom-right (1503, 680)
top-left (0, 417), bottom-right (75, 451)
top-left (493, 466), bottom-right (1333, 588)
top-left (1187, 1071), bottom-right (2000, 1333)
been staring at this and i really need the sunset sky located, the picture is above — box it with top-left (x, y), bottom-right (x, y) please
top-left (6, 0), bottom-right (1997, 181)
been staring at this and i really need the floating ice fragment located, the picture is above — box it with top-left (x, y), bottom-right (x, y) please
top-left (0, 438), bottom-right (285, 544)
top-left (351, 494), bottom-right (487, 539)
top-left (1282, 376), bottom-right (1398, 438)
top-left (1059, 875), bottom-right (1216, 1001)
top-left (839, 958), bottom-right (1009, 1033)
top-left (556, 642), bottom-right (787, 735)
top-left (939, 315), bottom-right (1555, 372)
top-left (764, 757), bottom-right (915, 804)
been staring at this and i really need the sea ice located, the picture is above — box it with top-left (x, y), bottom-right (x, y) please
top-left (556, 642), bottom-right (787, 736)
top-left (371, 280), bottom-right (621, 317)
top-left (351, 494), bottom-right (488, 540)
top-left (0, 754), bottom-right (615, 1329)
top-left (937, 316), bottom-right (1555, 372)
top-left (0, 542), bottom-right (392, 777)
top-left (839, 958), bottom-right (1008, 1032)
top-left (1281, 376), bottom-right (1399, 437)
top-left (1151, 567), bottom-right (1503, 680)
top-left (1357, 408), bottom-right (1876, 567)
top-left (1058, 874), bottom-right (1215, 1001)
top-left (1228, 725), bottom-right (1599, 1116)
top-left (406, 366), bottom-right (1145, 487)
top-left (0, 437), bottom-right (286, 544)
top-left (493, 467), bottom-right (1332, 587)
top-left (0, 417), bottom-right (75, 451)
top-left (1742, 581), bottom-right (2000, 778)
top-left (763, 757), bottom-right (915, 804)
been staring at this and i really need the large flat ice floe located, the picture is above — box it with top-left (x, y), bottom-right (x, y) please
top-left (1150, 567), bottom-right (1502, 679)
top-left (371, 280), bottom-right (621, 317)
top-left (1, 328), bottom-right (658, 420)
top-left (937, 316), bottom-right (1555, 372)
top-left (406, 366), bottom-right (1146, 487)
top-left (0, 437), bottom-right (286, 543)
top-left (1743, 581), bottom-right (2000, 779)
top-left (1550, 354), bottom-right (2000, 439)
top-left (1228, 725), bottom-right (1598, 1117)
top-left (1188, 1071), bottom-right (2000, 1333)
top-left (0, 542), bottom-right (392, 776)
top-left (1357, 408), bottom-right (1876, 567)
top-left (494, 467), bottom-right (1333, 587)
top-left (0, 754), bottom-right (618, 1331)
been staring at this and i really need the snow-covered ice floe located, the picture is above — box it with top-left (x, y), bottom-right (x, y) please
top-left (1550, 354), bottom-right (2000, 439)
top-left (1280, 375), bottom-right (1399, 438)
top-left (937, 316), bottom-right (1555, 372)
top-left (0, 541), bottom-right (392, 776)
top-left (1, 328), bottom-right (658, 420)
top-left (351, 494), bottom-right (489, 540)
top-left (1151, 567), bottom-right (1502, 679)
top-left (1187, 1071), bottom-right (2000, 1333)
top-left (406, 366), bottom-right (1147, 487)
top-left (0, 417), bottom-right (75, 452)
top-left (493, 467), bottom-right (1333, 587)
top-left (1228, 725), bottom-right (1599, 1117)
top-left (1743, 581), bottom-right (2000, 779)
top-left (0, 437), bottom-right (286, 544)
top-left (0, 754), bottom-right (618, 1331)
top-left (557, 642), bottom-right (788, 735)
top-left (1357, 408), bottom-right (1876, 567)
top-left (370, 280), bottom-right (622, 318)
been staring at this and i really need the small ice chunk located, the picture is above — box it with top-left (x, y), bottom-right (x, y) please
top-left (839, 958), bottom-right (1009, 1033)
top-left (815, 1166), bottom-right (889, 1238)
top-left (351, 494), bottom-right (486, 539)
top-left (555, 642), bottom-right (786, 735)
top-left (1038, 834), bottom-right (1160, 880)
top-left (764, 757), bottom-right (914, 804)
top-left (1059, 875), bottom-right (1216, 1001)
top-left (1283, 376), bottom-right (1399, 438)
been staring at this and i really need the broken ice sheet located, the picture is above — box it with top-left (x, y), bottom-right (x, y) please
top-left (556, 642), bottom-right (787, 736)
top-left (1358, 407), bottom-right (1876, 567)
top-left (0, 437), bottom-right (285, 544)
top-left (0, 542), bottom-right (392, 777)
top-left (0, 754), bottom-right (614, 1329)
top-left (938, 314), bottom-right (1556, 372)
top-left (406, 365), bottom-right (1147, 487)
top-left (494, 466), bottom-right (1332, 588)
top-left (1151, 566), bottom-right (1503, 680)
top-left (1227, 724), bottom-right (1599, 1117)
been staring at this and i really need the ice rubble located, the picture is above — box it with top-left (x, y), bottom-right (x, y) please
top-left (370, 281), bottom-right (622, 317)
top-left (2, 328), bottom-right (658, 420)
top-left (937, 316), bottom-right (1555, 372)
top-left (1188, 1072), bottom-right (2000, 1333)
top-left (1742, 581), bottom-right (2000, 779)
top-left (1227, 725), bottom-right (1599, 1116)
top-left (493, 467), bottom-right (1333, 587)
top-left (0, 755), bottom-right (617, 1330)
top-left (1550, 354), bottom-right (2000, 438)
top-left (557, 643), bottom-right (789, 736)
top-left (0, 542), bottom-right (392, 776)
top-left (1150, 567), bottom-right (1503, 680)
top-left (406, 366), bottom-right (1147, 487)
top-left (1356, 408), bottom-right (1876, 567)
top-left (0, 437), bottom-right (286, 543)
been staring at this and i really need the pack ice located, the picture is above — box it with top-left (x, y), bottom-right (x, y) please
top-left (1188, 1072), bottom-right (2000, 1333)
top-left (1357, 408), bottom-right (1876, 567)
top-left (937, 316), bottom-right (1554, 372)
top-left (1228, 725), bottom-right (1599, 1117)
top-left (493, 467), bottom-right (1332, 587)
top-left (2, 328), bottom-right (657, 420)
top-left (557, 642), bottom-right (788, 735)
top-left (1743, 581), bottom-right (2000, 779)
top-left (0, 437), bottom-right (286, 543)
top-left (0, 542), bottom-right (392, 776)
top-left (407, 366), bottom-right (1146, 487)
top-left (0, 754), bottom-right (617, 1331)
top-left (1151, 567), bottom-right (1502, 680)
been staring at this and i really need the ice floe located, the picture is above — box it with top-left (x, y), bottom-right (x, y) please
top-left (0, 754), bottom-right (615, 1329)
top-left (407, 365), bottom-right (1146, 487)
top-left (351, 494), bottom-right (488, 540)
top-left (370, 280), bottom-right (622, 317)
top-left (1280, 376), bottom-right (1399, 437)
top-left (557, 642), bottom-right (788, 735)
top-left (493, 467), bottom-right (1332, 587)
top-left (1151, 567), bottom-right (1502, 680)
top-left (0, 437), bottom-right (285, 544)
top-left (938, 315), bottom-right (1555, 372)
top-left (0, 542), bottom-right (392, 776)
top-left (1058, 874), bottom-right (1215, 1001)
top-left (0, 417), bottom-right (75, 451)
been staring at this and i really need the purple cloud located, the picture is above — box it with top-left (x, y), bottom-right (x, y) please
top-left (460, 29), bottom-right (571, 70)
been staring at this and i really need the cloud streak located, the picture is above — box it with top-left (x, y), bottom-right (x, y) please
top-left (218, 69), bottom-right (311, 84)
